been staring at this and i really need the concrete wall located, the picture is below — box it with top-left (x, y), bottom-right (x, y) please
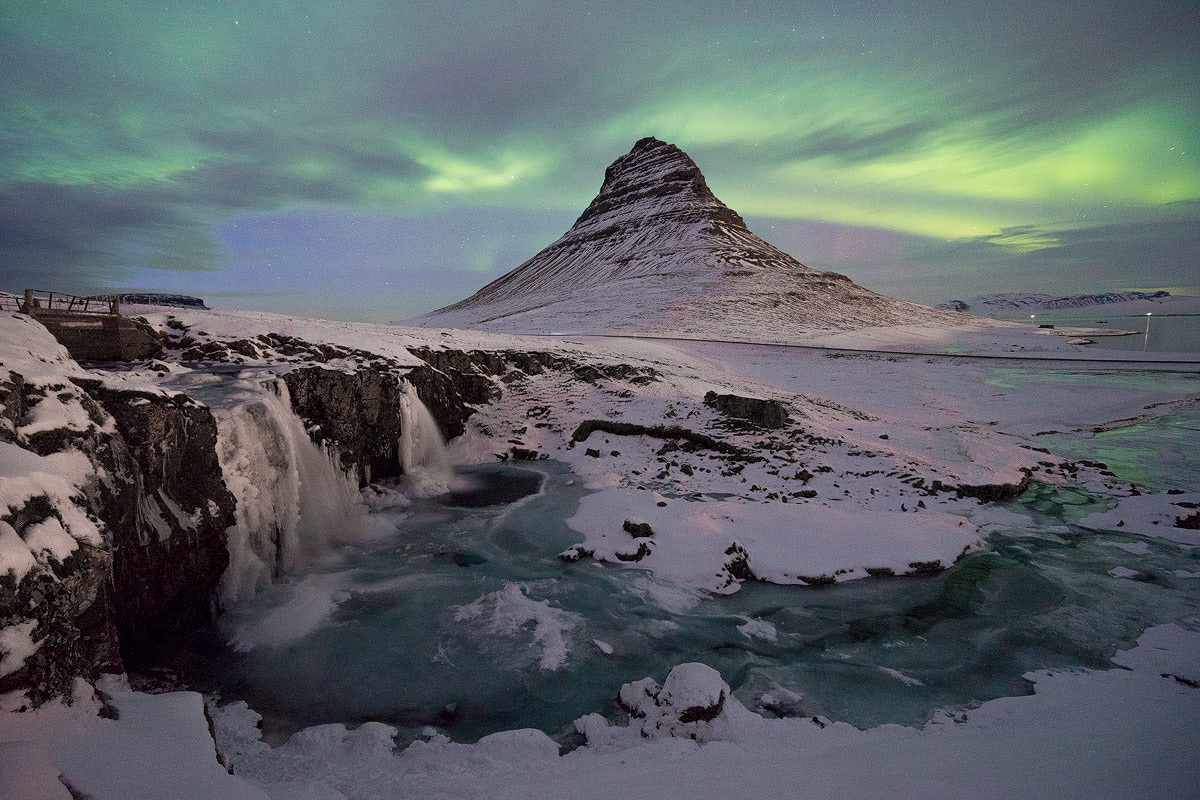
top-left (33, 312), bottom-right (161, 362)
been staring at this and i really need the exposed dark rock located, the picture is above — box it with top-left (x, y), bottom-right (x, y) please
top-left (281, 364), bottom-right (474, 485)
top-left (402, 364), bottom-right (476, 442)
top-left (954, 474), bottom-right (1032, 502)
top-left (2, 371), bottom-right (235, 699)
top-left (623, 520), bottom-right (654, 537)
top-left (407, 347), bottom-right (504, 405)
top-left (722, 542), bottom-right (753, 581)
top-left (678, 691), bottom-right (726, 724)
top-left (704, 391), bottom-right (789, 429)
top-left (1163, 673), bottom-right (1200, 689)
top-left (74, 380), bottom-right (236, 667)
top-left (615, 539), bottom-right (654, 562)
top-left (282, 367), bottom-right (404, 483)
top-left (571, 420), bottom-right (744, 455)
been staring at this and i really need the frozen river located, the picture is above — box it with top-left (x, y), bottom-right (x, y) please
top-left (178, 400), bottom-right (1200, 746)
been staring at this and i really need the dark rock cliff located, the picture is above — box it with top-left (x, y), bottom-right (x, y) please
top-left (1, 371), bottom-right (124, 701)
top-left (74, 380), bottom-right (236, 668)
top-left (281, 361), bottom-right (484, 485)
top-left (1, 369), bottom-right (238, 700)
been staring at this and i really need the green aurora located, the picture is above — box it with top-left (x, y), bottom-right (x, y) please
top-left (2, 0), bottom-right (1196, 320)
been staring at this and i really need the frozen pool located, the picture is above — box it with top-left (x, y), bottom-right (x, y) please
top-left (174, 408), bottom-right (1200, 746)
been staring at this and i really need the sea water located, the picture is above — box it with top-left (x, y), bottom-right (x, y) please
top-left (1025, 314), bottom-right (1200, 354)
top-left (178, 399), bottom-right (1200, 744)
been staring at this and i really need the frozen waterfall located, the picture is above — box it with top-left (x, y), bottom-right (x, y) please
top-left (398, 379), bottom-right (452, 496)
top-left (211, 378), bottom-right (366, 609)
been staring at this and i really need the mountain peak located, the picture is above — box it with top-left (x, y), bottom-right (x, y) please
top-left (409, 138), bottom-right (957, 340)
top-left (574, 137), bottom-right (746, 230)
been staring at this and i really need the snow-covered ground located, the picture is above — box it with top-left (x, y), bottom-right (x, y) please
top-left (3, 623), bottom-right (1197, 800)
top-left (3, 305), bottom-right (1199, 798)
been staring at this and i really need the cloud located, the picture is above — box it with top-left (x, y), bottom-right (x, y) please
top-left (0, 181), bottom-right (225, 293)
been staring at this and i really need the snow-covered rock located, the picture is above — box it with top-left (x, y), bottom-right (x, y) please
top-left (596, 662), bottom-right (764, 744)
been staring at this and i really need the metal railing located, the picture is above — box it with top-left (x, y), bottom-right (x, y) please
top-left (9, 289), bottom-right (119, 315)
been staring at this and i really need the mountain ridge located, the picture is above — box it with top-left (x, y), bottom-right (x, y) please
top-left (939, 291), bottom-right (1197, 317)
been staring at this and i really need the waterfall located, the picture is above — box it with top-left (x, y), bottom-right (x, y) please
top-left (212, 378), bottom-right (365, 609)
top-left (397, 380), bottom-right (452, 496)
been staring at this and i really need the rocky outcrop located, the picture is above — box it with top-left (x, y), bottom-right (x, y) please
top-left (74, 380), bottom-right (236, 667)
top-left (1, 329), bottom-right (238, 700)
top-left (281, 362), bottom-right (479, 485)
top-left (1, 368), bottom-right (123, 701)
top-left (571, 419), bottom-right (744, 455)
top-left (704, 391), bottom-right (790, 429)
top-left (614, 663), bottom-right (734, 739)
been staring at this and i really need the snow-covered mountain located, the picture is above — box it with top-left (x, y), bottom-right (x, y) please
top-left (939, 291), bottom-right (1199, 317)
top-left (408, 137), bottom-right (959, 340)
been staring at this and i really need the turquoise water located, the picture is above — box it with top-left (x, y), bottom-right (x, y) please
top-left (180, 416), bottom-right (1200, 744)
top-left (1034, 401), bottom-right (1200, 491)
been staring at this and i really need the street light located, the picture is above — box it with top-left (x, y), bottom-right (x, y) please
top-left (1144, 312), bottom-right (1152, 351)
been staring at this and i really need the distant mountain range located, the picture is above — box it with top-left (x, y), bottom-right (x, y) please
top-left (408, 137), bottom-right (958, 341)
top-left (938, 291), bottom-right (1200, 317)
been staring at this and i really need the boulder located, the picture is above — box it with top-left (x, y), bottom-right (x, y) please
top-left (704, 391), bottom-right (789, 429)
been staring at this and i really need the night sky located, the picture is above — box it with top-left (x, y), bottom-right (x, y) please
top-left (2, 1), bottom-right (1197, 321)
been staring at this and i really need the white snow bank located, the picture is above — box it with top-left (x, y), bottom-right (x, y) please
top-left (567, 488), bottom-right (981, 592)
top-left (0, 313), bottom-right (82, 379)
top-left (6, 623), bottom-right (1200, 800)
top-left (0, 678), bottom-right (269, 800)
top-left (1077, 491), bottom-right (1200, 546)
top-left (0, 620), bottom-right (40, 678)
top-left (0, 442), bottom-right (103, 585)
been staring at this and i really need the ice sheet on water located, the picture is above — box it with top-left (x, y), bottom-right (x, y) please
top-left (223, 572), bottom-right (348, 652)
top-left (453, 582), bottom-right (582, 671)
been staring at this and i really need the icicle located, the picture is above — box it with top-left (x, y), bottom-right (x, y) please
top-left (398, 379), bottom-right (452, 496)
top-left (213, 378), bottom-right (365, 609)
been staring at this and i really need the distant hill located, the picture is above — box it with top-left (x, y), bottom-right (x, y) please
top-left (96, 293), bottom-right (209, 309)
top-left (407, 137), bottom-right (959, 341)
top-left (939, 291), bottom-right (1200, 317)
